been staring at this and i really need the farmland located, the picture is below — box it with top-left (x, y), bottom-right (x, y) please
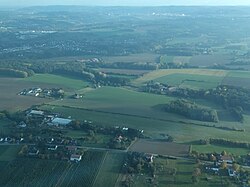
top-left (133, 69), bottom-right (227, 85)
top-left (94, 152), bottom-right (125, 187)
top-left (1, 5), bottom-right (250, 187)
top-left (155, 73), bottom-right (223, 90)
top-left (128, 139), bottom-right (190, 157)
top-left (0, 151), bottom-right (106, 187)
top-left (23, 74), bottom-right (89, 90)
top-left (0, 145), bottom-right (20, 161)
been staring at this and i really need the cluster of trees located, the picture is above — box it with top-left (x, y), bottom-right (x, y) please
top-left (165, 99), bottom-right (219, 122)
top-left (0, 68), bottom-right (29, 78)
top-left (123, 152), bottom-right (155, 176)
top-left (143, 83), bottom-right (249, 122)
top-left (209, 138), bottom-right (250, 149)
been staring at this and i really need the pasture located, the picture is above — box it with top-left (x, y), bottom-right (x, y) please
top-left (128, 139), bottom-right (190, 157)
top-left (23, 74), bottom-right (89, 90)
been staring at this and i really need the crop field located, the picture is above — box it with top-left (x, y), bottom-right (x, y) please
top-left (102, 53), bottom-right (159, 64)
top-left (0, 78), bottom-right (52, 111)
top-left (189, 54), bottom-right (231, 67)
top-left (128, 139), bottom-right (190, 157)
top-left (133, 69), bottom-right (227, 85)
top-left (96, 68), bottom-right (150, 75)
top-left (155, 73), bottom-right (223, 90)
top-left (23, 74), bottom-right (89, 90)
top-left (0, 151), bottom-right (106, 187)
top-left (0, 119), bottom-right (12, 134)
top-left (94, 152), bottom-right (125, 187)
top-left (222, 71), bottom-right (250, 89)
top-left (0, 146), bottom-right (20, 161)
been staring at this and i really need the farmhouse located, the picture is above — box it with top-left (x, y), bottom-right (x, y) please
top-left (220, 155), bottom-right (234, 164)
top-left (70, 154), bottom-right (82, 162)
top-left (51, 118), bottom-right (72, 126)
top-left (28, 147), bottom-right (39, 156)
top-left (48, 145), bottom-right (58, 151)
top-left (28, 110), bottom-right (44, 117)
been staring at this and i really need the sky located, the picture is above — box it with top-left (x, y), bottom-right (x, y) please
top-left (1, 0), bottom-right (250, 7)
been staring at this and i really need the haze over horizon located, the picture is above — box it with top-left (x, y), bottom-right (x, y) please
top-left (1, 0), bottom-right (250, 7)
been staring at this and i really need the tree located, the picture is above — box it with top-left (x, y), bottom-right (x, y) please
top-left (221, 162), bottom-right (227, 169)
top-left (232, 163), bottom-right (240, 172)
top-left (221, 150), bottom-right (227, 156)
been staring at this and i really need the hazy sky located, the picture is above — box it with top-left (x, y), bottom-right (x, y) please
top-left (1, 0), bottom-right (250, 7)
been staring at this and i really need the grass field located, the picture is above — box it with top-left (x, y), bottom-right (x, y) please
top-left (23, 74), bottom-right (89, 90)
top-left (133, 69), bottom-right (227, 85)
top-left (48, 86), bottom-right (176, 120)
top-left (192, 144), bottom-right (250, 156)
top-left (222, 70), bottom-right (250, 89)
top-left (155, 73), bottom-right (223, 90)
top-left (129, 139), bottom-right (190, 157)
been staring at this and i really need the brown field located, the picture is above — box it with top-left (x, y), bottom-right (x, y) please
top-left (222, 77), bottom-right (250, 89)
top-left (129, 139), bottom-right (190, 157)
top-left (0, 78), bottom-right (63, 111)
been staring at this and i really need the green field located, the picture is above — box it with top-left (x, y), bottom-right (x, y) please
top-left (0, 146), bottom-right (20, 161)
top-left (155, 73), bottom-right (223, 90)
top-left (133, 69), bottom-right (227, 85)
top-left (0, 151), bottom-right (105, 187)
top-left (94, 152), bottom-right (125, 187)
top-left (23, 74), bottom-right (89, 90)
top-left (193, 144), bottom-right (250, 156)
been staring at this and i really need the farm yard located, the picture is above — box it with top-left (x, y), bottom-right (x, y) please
top-left (128, 139), bottom-right (190, 157)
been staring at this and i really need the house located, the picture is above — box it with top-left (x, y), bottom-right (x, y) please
top-left (228, 169), bottom-right (236, 177)
top-left (51, 118), bottom-right (72, 126)
top-left (28, 147), bottom-right (39, 156)
top-left (18, 121), bottom-right (27, 128)
top-left (48, 145), bottom-right (58, 151)
top-left (145, 154), bottom-right (154, 163)
top-left (28, 110), bottom-right (44, 117)
top-left (220, 155), bottom-right (234, 164)
top-left (70, 154), bottom-right (82, 162)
